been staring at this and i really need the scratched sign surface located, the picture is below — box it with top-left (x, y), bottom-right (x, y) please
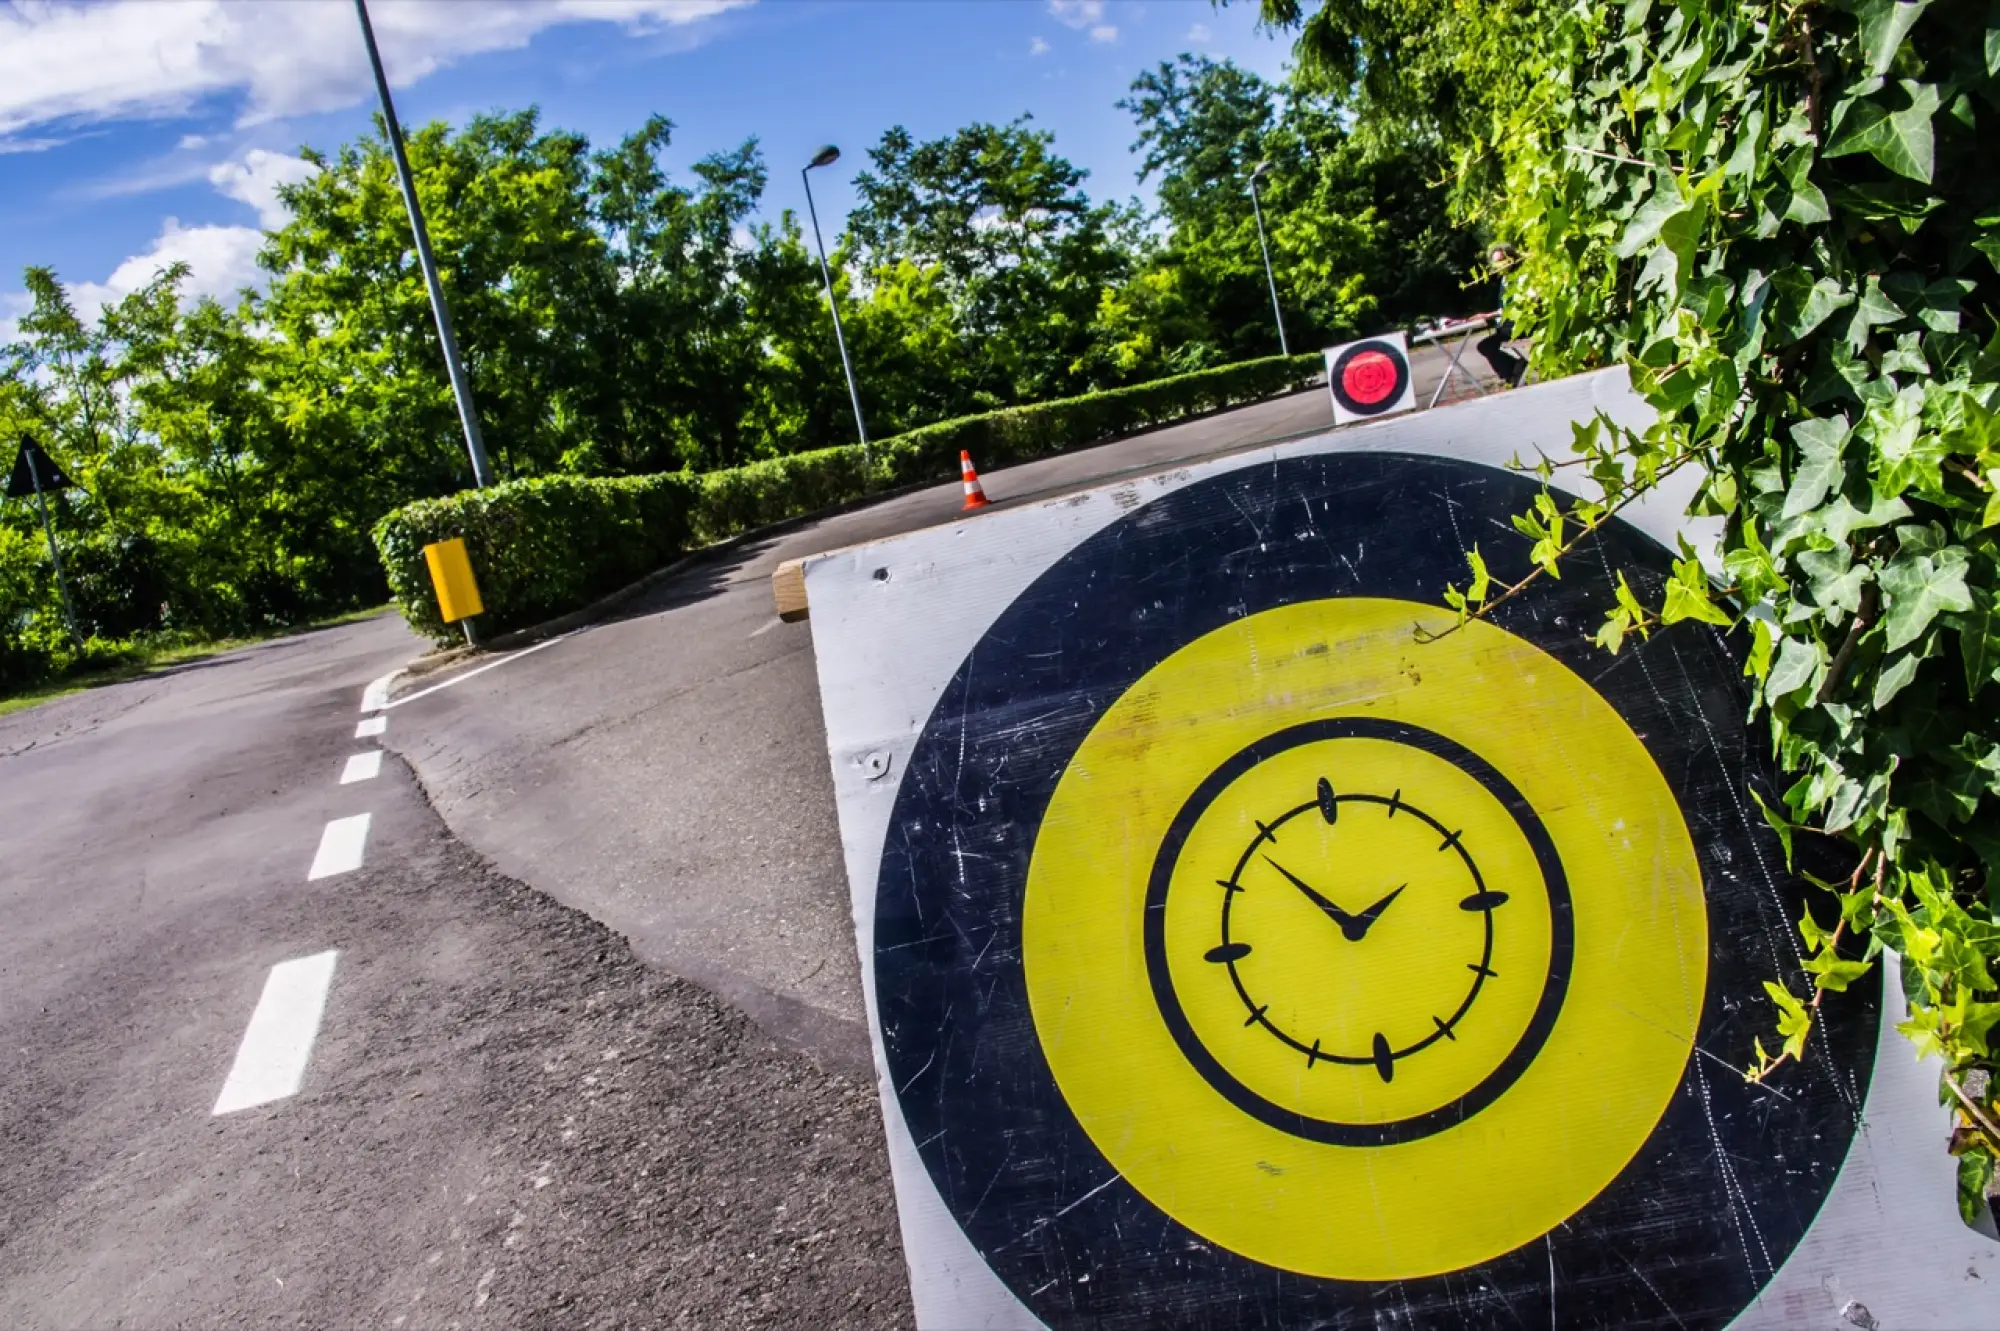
top-left (802, 370), bottom-right (2000, 1330)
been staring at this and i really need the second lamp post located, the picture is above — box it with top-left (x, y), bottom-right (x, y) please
top-left (1247, 160), bottom-right (1290, 357)
top-left (803, 146), bottom-right (869, 457)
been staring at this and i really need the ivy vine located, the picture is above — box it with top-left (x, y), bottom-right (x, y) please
top-left (1445, 0), bottom-right (2000, 1219)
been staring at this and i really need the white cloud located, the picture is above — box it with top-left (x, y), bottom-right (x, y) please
top-left (1089, 23), bottom-right (1118, 42)
top-left (0, 134), bottom-right (68, 154)
top-left (208, 148), bottom-right (320, 228)
top-left (1046, 0), bottom-right (1105, 29)
top-left (1186, 22), bottom-right (1213, 44)
top-left (65, 219), bottom-right (267, 321)
top-left (1029, 35), bottom-right (1050, 56)
top-left (0, 0), bottom-right (751, 135)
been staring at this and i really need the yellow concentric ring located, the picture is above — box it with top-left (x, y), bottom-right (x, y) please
top-left (1021, 597), bottom-right (1707, 1280)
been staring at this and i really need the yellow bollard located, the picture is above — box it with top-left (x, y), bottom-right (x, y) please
top-left (422, 538), bottom-right (484, 633)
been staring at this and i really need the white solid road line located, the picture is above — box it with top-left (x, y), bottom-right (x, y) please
top-left (354, 715), bottom-right (387, 739)
top-left (308, 813), bottom-right (371, 880)
top-left (384, 633), bottom-right (572, 710)
top-left (339, 751), bottom-right (383, 785)
top-left (748, 617), bottom-right (784, 638)
top-left (212, 950), bottom-right (340, 1115)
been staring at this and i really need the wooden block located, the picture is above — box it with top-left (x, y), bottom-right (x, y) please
top-left (773, 557), bottom-right (809, 621)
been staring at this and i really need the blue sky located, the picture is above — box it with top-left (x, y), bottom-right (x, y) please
top-left (0, 0), bottom-right (1292, 328)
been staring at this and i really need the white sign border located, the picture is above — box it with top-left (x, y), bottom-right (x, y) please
top-left (802, 367), bottom-right (2000, 1329)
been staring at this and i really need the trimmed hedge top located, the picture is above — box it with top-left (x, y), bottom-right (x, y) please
top-left (376, 353), bottom-right (1323, 641)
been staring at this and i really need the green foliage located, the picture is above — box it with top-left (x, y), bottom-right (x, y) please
top-left (1280, 0), bottom-right (2000, 1211)
top-left (1120, 55), bottom-right (1487, 358)
top-left (9, 65), bottom-right (1487, 697)
top-left (374, 472), bottom-right (701, 641)
top-left (376, 354), bottom-right (1321, 641)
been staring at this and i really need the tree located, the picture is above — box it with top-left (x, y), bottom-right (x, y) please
top-left (847, 118), bottom-right (1133, 403)
top-left (1120, 56), bottom-right (1485, 358)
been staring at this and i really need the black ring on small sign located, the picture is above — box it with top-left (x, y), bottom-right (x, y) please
top-left (1329, 338), bottom-right (1411, 416)
top-left (871, 451), bottom-right (1877, 1330)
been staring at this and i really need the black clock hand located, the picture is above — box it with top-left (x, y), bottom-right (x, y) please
top-left (1262, 856), bottom-right (1368, 940)
top-left (1349, 884), bottom-right (1408, 937)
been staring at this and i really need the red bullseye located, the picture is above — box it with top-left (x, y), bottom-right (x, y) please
top-left (1341, 351), bottom-right (1398, 406)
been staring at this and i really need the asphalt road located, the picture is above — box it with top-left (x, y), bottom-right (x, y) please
top-left (0, 620), bottom-right (908, 1327)
top-left (385, 350), bottom-right (1504, 1069)
top-left (0, 359), bottom-right (1500, 1326)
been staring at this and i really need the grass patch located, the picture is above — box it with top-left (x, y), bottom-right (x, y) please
top-left (0, 604), bottom-right (393, 718)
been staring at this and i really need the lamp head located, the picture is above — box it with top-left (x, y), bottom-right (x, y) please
top-left (1249, 160), bottom-right (1272, 182)
top-left (808, 145), bottom-right (841, 170)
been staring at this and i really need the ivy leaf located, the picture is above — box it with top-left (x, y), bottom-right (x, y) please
top-left (1857, 0), bottom-right (1931, 76)
top-left (1750, 785), bottom-right (1795, 863)
top-left (1873, 648), bottom-right (1922, 709)
top-left (1764, 980), bottom-right (1813, 1059)
top-left (1783, 415), bottom-right (1851, 517)
top-left (1616, 184), bottom-right (1693, 259)
top-left (1806, 952), bottom-right (1875, 992)
top-left (1745, 616), bottom-right (1776, 682)
top-left (1781, 148), bottom-right (1831, 223)
top-left (1848, 274), bottom-right (1904, 352)
top-left (1880, 545), bottom-right (1974, 651)
top-left (1766, 633), bottom-right (1822, 700)
top-left (1771, 269), bottom-right (1855, 344)
top-left (1954, 1000), bottom-right (2000, 1058)
top-left (1819, 492), bottom-right (1910, 546)
top-left (1825, 79), bottom-right (1941, 184)
top-left (1961, 601), bottom-right (1999, 698)
top-left (1662, 566), bottom-right (1733, 625)
top-left (1881, 330), bottom-right (1929, 376)
top-left (1800, 545), bottom-right (1872, 619)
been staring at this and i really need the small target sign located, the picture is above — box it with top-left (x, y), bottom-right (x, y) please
top-left (1325, 332), bottom-right (1415, 425)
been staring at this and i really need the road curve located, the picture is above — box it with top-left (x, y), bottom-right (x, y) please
top-left (385, 350), bottom-right (1504, 1066)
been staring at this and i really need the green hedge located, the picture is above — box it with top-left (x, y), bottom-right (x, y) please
top-left (377, 353), bottom-right (1322, 641)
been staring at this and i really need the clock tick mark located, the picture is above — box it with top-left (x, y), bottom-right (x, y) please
top-left (1315, 777), bottom-right (1338, 824)
top-left (1371, 1033), bottom-right (1395, 1083)
top-left (1437, 827), bottom-right (1465, 853)
top-left (1306, 1038), bottom-right (1323, 1069)
top-left (1243, 1004), bottom-right (1269, 1028)
top-left (1204, 942), bottom-right (1252, 964)
top-left (1386, 788), bottom-right (1403, 818)
top-left (1255, 819), bottom-right (1278, 843)
top-left (1460, 890), bottom-right (1510, 912)
top-left (1432, 1016), bottom-right (1457, 1041)
top-left (1216, 878), bottom-right (1245, 895)
top-left (1467, 962), bottom-right (1499, 979)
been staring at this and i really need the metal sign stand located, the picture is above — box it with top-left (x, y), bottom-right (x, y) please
top-left (1411, 315), bottom-right (1499, 408)
top-left (8, 441), bottom-right (83, 648)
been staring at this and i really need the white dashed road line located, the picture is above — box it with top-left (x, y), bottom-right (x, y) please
top-left (354, 715), bottom-right (387, 739)
top-left (360, 670), bottom-right (403, 713)
top-left (212, 950), bottom-right (340, 1115)
top-left (308, 813), bottom-right (371, 880)
top-left (339, 751), bottom-right (383, 785)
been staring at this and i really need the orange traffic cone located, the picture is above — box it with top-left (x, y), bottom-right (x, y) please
top-left (960, 450), bottom-right (990, 510)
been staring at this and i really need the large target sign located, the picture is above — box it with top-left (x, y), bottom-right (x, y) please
top-left (799, 370), bottom-right (2000, 1329)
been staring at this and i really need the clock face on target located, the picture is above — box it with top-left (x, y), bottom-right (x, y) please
top-left (1150, 718), bottom-right (1569, 1144)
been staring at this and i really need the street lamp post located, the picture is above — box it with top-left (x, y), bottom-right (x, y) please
top-left (354, 0), bottom-right (496, 489)
top-left (1247, 161), bottom-right (1290, 357)
top-left (802, 146), bottom-right (869, 458)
